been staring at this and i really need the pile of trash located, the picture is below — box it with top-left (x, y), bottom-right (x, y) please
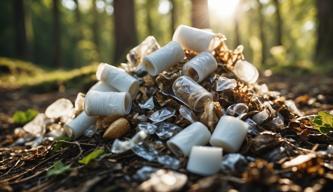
top-left (11, 25), bottom-right (333, 191)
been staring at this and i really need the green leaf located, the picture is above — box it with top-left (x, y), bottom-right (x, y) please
top-left (47, 161), bottom-right (71, 177)
top-left (313, 116), bottom-right (322, 126)
top-left (52, 136), bottom-right (72, 152)
top-left (12, 109), bottom-right (38, 124)
top-left (318, 111), bottom-right (333, 126)
top-left (311, 111), bottom-right (333, 134)
top-left (79, 148), bottom-right (105, 165)
top-left (55, 135), bottom-right (72, 141)
top-left (319, 124), bottom-right (332, 134)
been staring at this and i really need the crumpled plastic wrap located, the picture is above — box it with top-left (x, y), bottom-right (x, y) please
top-left (149, 108), bottom-right (176, 123)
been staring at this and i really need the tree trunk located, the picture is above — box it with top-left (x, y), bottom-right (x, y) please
top-left (92, 0), bottom-right (100, 58)
top-left (170, 0), bottom-right (177, 35)
top-left (315, 0), bottom-right (333, 63)
top-left (191, 0), bottom-right (209, 28)
top-left (25, 0), bottom-right (34, 60)
top-left (73, 0), bottom-right (82, 39)
top-left (73, 0), bottom-right (81, 66)
top-left (145, 0), bottom-right (154, 35)
top-left (52, 0), bottom-right (61, 67)
top-left (273, 0), bottom-right (282, 46)
top-left (234, 15), bottom-right (241, 47)
top-left (256, 0), bottom-right (266, 65)
top-left (113, 0), bottom-right (137, 63)
top-left (13, 0), bottom-right (27, 59)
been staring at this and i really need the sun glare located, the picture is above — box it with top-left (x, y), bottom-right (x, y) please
top-left (208, 0), bottom-right (240, 18)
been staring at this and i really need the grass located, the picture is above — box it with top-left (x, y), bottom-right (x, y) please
top-left (0, 57), bottom-right (98, 90)
top-left (0, 57), bottom-right (43, 75)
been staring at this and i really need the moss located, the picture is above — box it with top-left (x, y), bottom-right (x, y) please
top-left (0, 57), bottom-right (98, 91)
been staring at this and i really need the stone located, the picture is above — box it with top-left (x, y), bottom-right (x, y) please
top-left (139, 169), bottom-right (187, 192)
top-left (45, 98), bottom-right (74, 122)
top-left (103, 118), bottom-right (130, 140)
top-left (23, 113), bottom-right (48, 136)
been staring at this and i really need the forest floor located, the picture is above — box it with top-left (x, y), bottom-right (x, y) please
top-left (0, 66), bottom-right (333, 191)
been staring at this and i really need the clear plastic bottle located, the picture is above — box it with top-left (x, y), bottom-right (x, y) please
top-left (172, 76), bottom-right (213, 111)
top-left (126, 36), bottom-right (160, 67)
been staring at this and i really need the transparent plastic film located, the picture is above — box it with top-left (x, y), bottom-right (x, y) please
top-left (127, 36), bottom-right (160, 67)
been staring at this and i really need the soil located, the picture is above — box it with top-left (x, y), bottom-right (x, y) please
top-left (0, 73), bottom-right (333, 192)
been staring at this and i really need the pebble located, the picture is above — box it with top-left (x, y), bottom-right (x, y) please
top-left (139, 169), bottom-right (187, 192)
top-left (103, 118), bottom-right (130, 139)
top-left (45, 98), bottom-right (74, 121)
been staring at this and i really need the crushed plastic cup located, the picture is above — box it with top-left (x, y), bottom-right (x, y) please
top-left (232, 60), bottom-right (259, 84)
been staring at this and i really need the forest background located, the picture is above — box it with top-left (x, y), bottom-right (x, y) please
top-left (1, 0), bottom-right (332, 77)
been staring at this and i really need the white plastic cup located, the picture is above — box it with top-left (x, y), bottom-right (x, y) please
top-left (167, 122), bottom-right (211, 156)
top-left (210, 116), bottom-right (249, 152)
top-left (143, 41), bottom-right (184, 76)
top-left (173, 25), bottom-right (217, 53)
top-left (96, 63), bottom-right (139, 97)
top-left (187, 146), bottom-right (223, 176)
top-left (84, 90), bottom-right (132, 116)
top-left (183, 51), bottom-right (217, 82)
top-left (89, 81), bottom-right (117, 92)
top-left (64, 112), bottom-right (96, 139)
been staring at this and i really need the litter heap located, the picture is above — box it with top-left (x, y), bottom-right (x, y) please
top-left (16, 25), bottom-right (333, 191)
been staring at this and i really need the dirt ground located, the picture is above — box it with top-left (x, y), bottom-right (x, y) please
top-left (0, 73), bottom-right (333, 191)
